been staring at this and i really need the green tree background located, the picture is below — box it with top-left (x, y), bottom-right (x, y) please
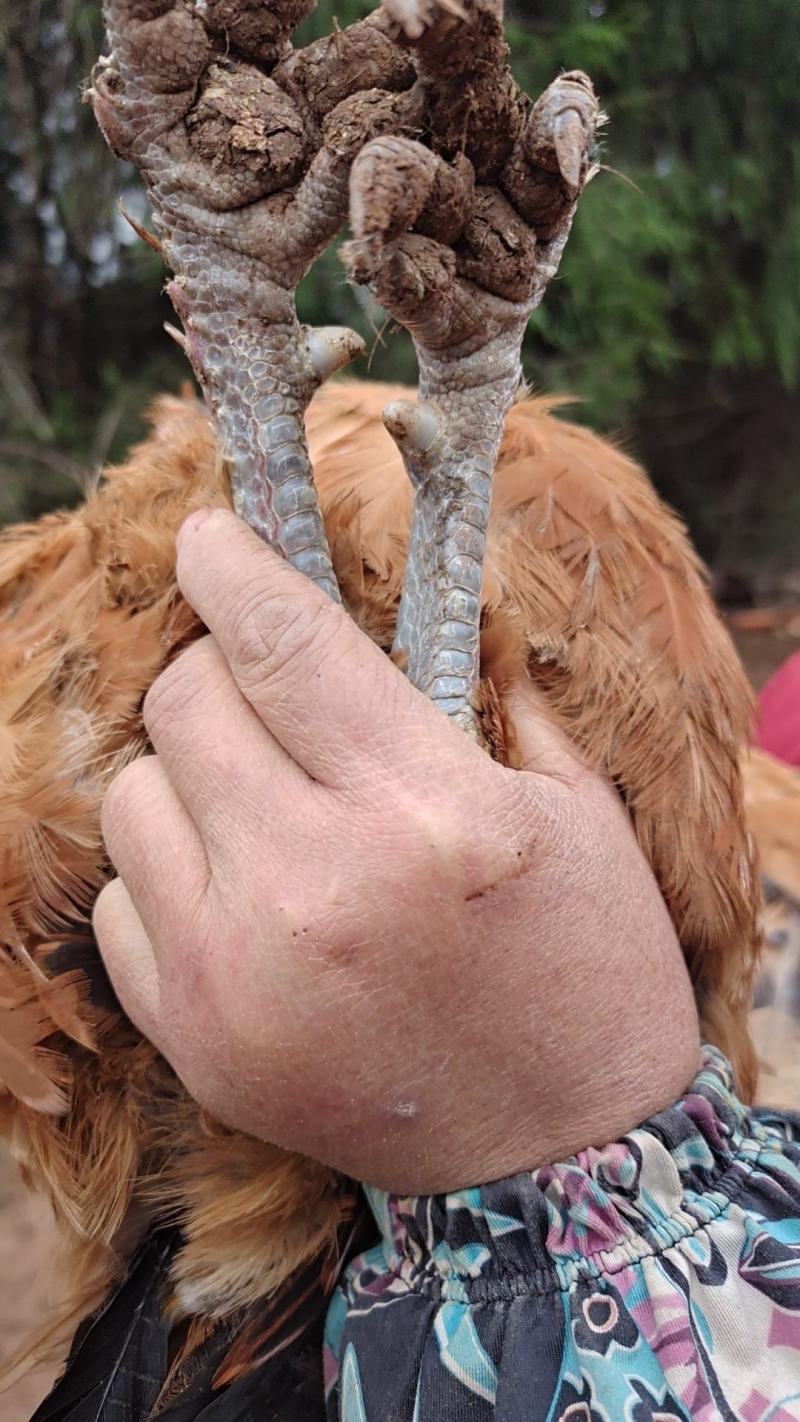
top-left (1, 0), bottom-right (798, 582)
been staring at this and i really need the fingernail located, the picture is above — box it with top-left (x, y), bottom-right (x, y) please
top-left (178, 507), bottom-right (214, 545)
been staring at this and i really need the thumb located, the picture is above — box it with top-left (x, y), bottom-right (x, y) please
top-left (505, 680), bottom-right (589, 784)
top-left (93, 877), bottom-right (161, 1038)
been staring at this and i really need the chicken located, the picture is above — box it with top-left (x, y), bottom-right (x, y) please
top-left (0, 380), bottom-right (761, 1415)
top-left (0, 0), bottom-right (763, 1415)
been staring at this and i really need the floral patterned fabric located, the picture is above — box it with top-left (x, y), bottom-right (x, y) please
top-left (324, 1049), bottom-right (800, 1420)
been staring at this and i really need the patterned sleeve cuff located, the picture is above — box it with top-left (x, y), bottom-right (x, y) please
top-left (324, 1047), bottom-right (800, 1420)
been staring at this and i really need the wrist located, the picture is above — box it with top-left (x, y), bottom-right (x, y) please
top-left (382, 934), bottom-right (701, 1197)
top-left (525, 997), bottom-right (702, 1176)
top-left (511, 998), bottom-right (700, 1191)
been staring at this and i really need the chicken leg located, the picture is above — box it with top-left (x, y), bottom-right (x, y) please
top-left (91, 0), bottom-right (420, 601)
top-left (91, 0), bottom-right (597, 736)
top-left (345, 3), bottom-right (599, 735)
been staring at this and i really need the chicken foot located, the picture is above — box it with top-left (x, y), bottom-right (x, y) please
top-left (91, 0), bottom-right (422, 600)
top-left (345, 1), bottom-right (600, 735)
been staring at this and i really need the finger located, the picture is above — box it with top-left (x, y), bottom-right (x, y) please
top-left (101, 754), bottom-right (210, 941)
top-left (505, 680), bottom-right (590, 785)
top-left (93, 876), bottom-right (161, 1040)
top-left (143, 635), bottom-right (312, 860)
top-left (175, 508), bottom-right (451, 784)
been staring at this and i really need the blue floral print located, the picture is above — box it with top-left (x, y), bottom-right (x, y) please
top-left (325, 1049), bottom-right (800, 1420)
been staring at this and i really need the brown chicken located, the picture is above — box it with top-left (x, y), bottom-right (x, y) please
top-left (0, 380), bottom-right (760, 1411)
top-left (0, 0), bottom-right (764, 1416)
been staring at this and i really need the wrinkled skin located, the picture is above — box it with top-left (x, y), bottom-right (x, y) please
top-left (96, 509), bottom-right (700, 1194)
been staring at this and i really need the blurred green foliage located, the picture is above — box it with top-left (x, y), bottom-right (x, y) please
top-left (1, 0), bottom-right (799, 577)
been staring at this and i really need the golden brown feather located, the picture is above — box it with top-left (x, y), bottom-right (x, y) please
top-left (0, 381), bottom-right (761, 1380)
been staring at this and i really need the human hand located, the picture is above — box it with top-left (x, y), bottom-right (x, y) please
top-left (95, 509), bottom-right (699, 1193)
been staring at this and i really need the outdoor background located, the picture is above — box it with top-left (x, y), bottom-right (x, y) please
top-left (1, 1), bottom-right (799, 1417)
top-left (2, 0), bottom-right (800, 591)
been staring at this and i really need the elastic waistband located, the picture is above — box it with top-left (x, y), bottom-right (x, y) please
top-left (362, 1047), bottom-right (796, 1301)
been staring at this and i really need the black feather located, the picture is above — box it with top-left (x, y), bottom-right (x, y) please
top-left (155, 1251), bottom-right (333, 1421)
top-left (153, 1203), bottom-right (375, 1420)
top-left (156, 1336), bottom-right (327, 1422)
top-left (30, 1204), bottom-right (375, 1420)
top-left (43, 924), bottom-right (120, 1017)
top-left (30, 1231), bottom-right (176, 1422)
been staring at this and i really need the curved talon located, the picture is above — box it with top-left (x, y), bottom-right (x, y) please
top-left (350, 136), bottom-right (439, 257)
top-left (306, 326), bottom-right (365, 383)
top-left (383, 399), bottom-right (442, 461)
top-left (553, 109), bottom-right (588, 189)
top-left (163, 322), bottom-right (188, 353)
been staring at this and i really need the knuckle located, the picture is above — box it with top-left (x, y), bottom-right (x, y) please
top-left (378, 785), bottom-right (476, 892)
top-left (444, 771), bottom-right (549, 886)
top-left (101, 755), bottom-right (177, 859)
top-left (143, 658), bottom-right (190, 744)
top-left (92, 876), bottom-right (123, 941)
top-left (143, 637), bottom-right (218, 743)
top-left (101, 757), bottom-right (146, 842)
top-left (233, 589), bottom-right (334, 695)
top-left (271, 876), bottom-right (359, 972)
top-left (525, 775), bottom-right (582, 862)
top-left (408, 794), bottom-right (469, 864)
top-left (492, 767), bottom-right (539, 837)
top-left (302, 906), bottom-right (364, 976)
